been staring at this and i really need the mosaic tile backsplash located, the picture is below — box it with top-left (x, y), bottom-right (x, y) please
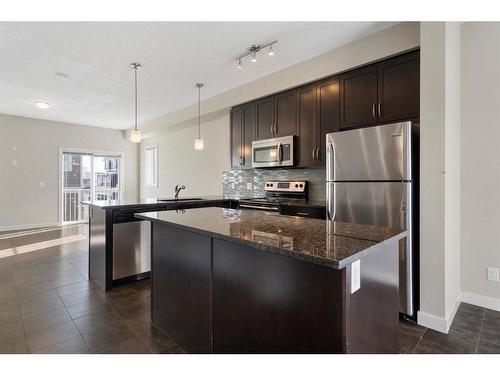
top-left (222, 168), bottom-right (326, 201)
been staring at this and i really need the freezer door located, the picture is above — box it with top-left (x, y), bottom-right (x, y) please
top-left (326, 122), bottom-right (412, 182)
top-left (326, 181), bottom-right (413, 315)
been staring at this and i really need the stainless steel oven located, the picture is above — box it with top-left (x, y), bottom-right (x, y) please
top-left (252, 135), bottom-right (294, 168)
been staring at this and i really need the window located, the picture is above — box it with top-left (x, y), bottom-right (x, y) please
top-left (145, 145), bottom-right (158, 187)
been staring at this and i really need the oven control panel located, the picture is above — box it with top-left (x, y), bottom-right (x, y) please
top-left (264, 181), bottom-right (306, 193)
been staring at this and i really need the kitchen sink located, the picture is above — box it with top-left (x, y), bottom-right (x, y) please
top-left (158, 198), bottom-right (203, 202)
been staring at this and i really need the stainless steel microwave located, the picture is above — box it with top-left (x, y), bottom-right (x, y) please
top-left (252, 135), bottom-right (295, 168)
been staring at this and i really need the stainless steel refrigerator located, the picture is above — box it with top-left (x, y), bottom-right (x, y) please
top-left (326, 121), bottom-right (418, 317)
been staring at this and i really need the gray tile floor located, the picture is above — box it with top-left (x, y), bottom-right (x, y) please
top-left (1, 224), bottom-right (499, 354)
top-left (400, 303), bottom-right (500, 354)
top-left (0, 224), bottom-right (183, 354)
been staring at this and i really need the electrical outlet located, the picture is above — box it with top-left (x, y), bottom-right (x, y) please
top-left (487, 267), bottom-right (500, 282)
top-left (246, 182), bottom-right (252, 190)
top-left (12, 145), bottom-right (18, 152)
top-left (351, 260), bottom-right (361, 293)
top-left (39, 181), bottom-right (46, 188)
top-left (12, 159), bottom-right (17, 166)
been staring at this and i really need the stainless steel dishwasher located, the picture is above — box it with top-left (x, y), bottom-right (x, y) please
top-left (111, 209), bottom-right (155, 282)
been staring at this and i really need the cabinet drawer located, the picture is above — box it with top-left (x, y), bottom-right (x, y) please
top-left (280, 205), bottom-right (326, 220)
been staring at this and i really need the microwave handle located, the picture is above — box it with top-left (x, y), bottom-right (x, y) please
top-left (277, 142), bottom-right (282, 163)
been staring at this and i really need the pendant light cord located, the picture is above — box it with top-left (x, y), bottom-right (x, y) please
top-left (198, 84), bottom-right (201, 138)
top-left (134, 66), bottom-right (138, 131)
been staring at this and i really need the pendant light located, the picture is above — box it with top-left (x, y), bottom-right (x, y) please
top-left (194, 83), bottom-right (204, 150)
top-left (129, 62), bottom-right (142, 143)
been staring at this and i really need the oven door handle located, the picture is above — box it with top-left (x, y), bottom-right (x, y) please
top-left (239, 204), bottom-right (279, 212)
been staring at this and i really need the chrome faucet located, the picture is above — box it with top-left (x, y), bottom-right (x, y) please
top-left (174, 185), bottom-right (185, 200)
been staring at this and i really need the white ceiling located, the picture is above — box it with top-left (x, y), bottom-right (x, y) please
top-left (0, 22), bottom-right (396, 129)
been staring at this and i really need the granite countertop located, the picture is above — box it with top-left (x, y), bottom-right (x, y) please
top-left (136, 207), bottom-right (406, 269)
top-left (81, 196), bottom-right (231, 209)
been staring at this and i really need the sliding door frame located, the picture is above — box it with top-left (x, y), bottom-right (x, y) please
top-left (58, 147), bottom-right (125, 226)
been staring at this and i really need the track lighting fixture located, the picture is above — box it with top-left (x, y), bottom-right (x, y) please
top-left (235, 41), bottom-right (277, 70)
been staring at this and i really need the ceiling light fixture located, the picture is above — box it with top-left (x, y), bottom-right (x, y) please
top-left (268, 44), bottom-right (275, 56)
top-left (129, 62), bottom-right (142, 143)
top-left (194, 83), bottom-right (204, 151)
top-left (235, 41), bottom-right (277, 70)
top-left (32, 100), bottom-right (53, 109)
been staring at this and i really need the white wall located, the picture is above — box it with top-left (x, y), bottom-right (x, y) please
top-left (0, 114), bottom-right (139, 230)
top-left (418, 22), bottom-right (462, 333)
top-left (460, 22), bottom-right (500, 310)
top-left (139, 113), bottom-right (230, 198)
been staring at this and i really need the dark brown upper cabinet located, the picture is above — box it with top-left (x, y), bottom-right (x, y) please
top-left (316, 77), bottom-right (340, 165)
top-left (296, 78), bottom-right (339, 167)
top-left (377, 51), bottom-right (420, 123)
top-left (274, 90), bottom-right (296, 137)
top-left (296, 84), bottom-right (318, 167)
top-left (256, 90), bottom-right (296, 139)
top-left (230, 106), bottom-right (243, 169)
top-left (230, 103), bottom-right (256, 169)
top-left (241, 104), bottom-right (256, 169)
top-left (256, 97), bottom-right (274, 140)
top-left (339, 65), bottom-right (378, 130)
top-left (340, 50), bottom-right (420, 131)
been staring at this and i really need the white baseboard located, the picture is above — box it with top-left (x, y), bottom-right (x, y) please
top-left (417, 293), bottom-right (461, 334)
top-left (418, 310), bottom-right (449, 333)
top-left (461, 291), bottom-right (500, 312)
top-left (0, 222), bottom-right (59, 232)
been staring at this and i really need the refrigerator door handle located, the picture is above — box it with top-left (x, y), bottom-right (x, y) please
top-left (326, 183), bottom-right (336, 221)
top-left (326, 142), bottom-right (335, 181)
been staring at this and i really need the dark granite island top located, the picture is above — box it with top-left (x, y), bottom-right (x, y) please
top-left (136, 207), bottom-right (406, 269)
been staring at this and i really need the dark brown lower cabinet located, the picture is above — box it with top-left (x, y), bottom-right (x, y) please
top-left (151, 224), bottom-right (211, 353)
top-left (151, 223), bottom-right (400, 353)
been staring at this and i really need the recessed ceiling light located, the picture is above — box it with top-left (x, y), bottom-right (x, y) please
top-left (32, 100), bottom-right (53, 109)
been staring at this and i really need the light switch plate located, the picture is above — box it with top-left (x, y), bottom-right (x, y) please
top-left (487, 267), bottom-right (500, 282)
top-left (351, 260), bottom-right (361, 293)
top-left (12, 145), bottom-right (18, 152)
top-left (12, 159), bottom-right (18, 166)
top-left (40, 181), bottom-right (46, 188)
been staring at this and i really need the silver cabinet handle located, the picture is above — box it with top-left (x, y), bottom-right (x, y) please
top-left (315, 148), bottom-right (320, 161)
top-left (378, 101), bottom-right (382, 118)
top-left (296, 212), bottom-right (309, 216)
top-left (372, 103), bottom-right (377, 119)
top-left (270, 123), bottom-right (274, 136)
top-left (273, 122), bottom-right (277, 136)
top-left (312, 148), bottom-right (316, 160)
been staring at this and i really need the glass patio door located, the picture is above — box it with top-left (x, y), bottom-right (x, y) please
top-left (62, 151), bottom-right (122, 224)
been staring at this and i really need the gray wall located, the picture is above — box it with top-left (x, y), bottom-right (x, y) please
top-left (0, 114), bottom-right (139, 230)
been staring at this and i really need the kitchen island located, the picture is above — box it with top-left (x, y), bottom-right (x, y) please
top-left (136, 207), bottom-right (407, 354)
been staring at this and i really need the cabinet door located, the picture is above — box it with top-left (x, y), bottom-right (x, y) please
top-left (255, 97), bottom-right (275, 140)
top-left (377, 51), bottom-right (420, 123)
top-left (274, 90), bottom-right (296, 137)
top-left (296, 84), bottom-right (318, 167)
top-left (339, 65), bottom-right (378, 130)
top-left (317, 77), bottom-right (339, 166)
top-left (242, 103), bottom-right (256, 169)
top-left (230, 107), bottom-right (243, 169)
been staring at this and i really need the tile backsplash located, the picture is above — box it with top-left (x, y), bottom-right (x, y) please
top-left (222, 168), bottom-right (326, 201)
